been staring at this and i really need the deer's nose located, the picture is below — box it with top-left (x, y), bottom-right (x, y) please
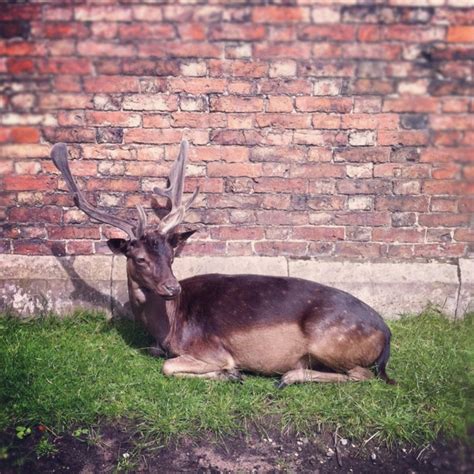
top-left (161, 281), bottom-right (181, 297)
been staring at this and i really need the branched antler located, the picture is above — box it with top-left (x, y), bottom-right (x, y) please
top-left (51, 140), bottom-right (198, 239)
top-left (154, 140), bottom-right (199, 235)
top-left (51, 143), bottom-right (144, 240)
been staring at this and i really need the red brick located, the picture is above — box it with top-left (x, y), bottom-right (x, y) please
top-left (77, 41), bottom-right (135, 57)
top-left (254, 43), bottom-right (312, 59)
top-left (420, 148), bottom-right (473, 163)
top-left (13, 240), bottom-right (66, 256)
top-left (189, 146), bottom-right (249, 163)
top-left (85, 111), bottom-right (141, 127)
top-left (341, 114), bottom-right (398, 130)
top-left (454, 229), bottom-right (474, 242)
top-left (169, 78), bottom-right (226, 94)
top-left (211, 227), bottom-right (264, 240)
top-left (210, 24), bottom-right (266, 41)
top-left (139, 42), bottom-right (222, 59)
top-left (84, 178), bottom-right (139, 193)
top-left (447, 26), bottom-right (474, 43)
top-left (171, 112), bottom-right (226, 129)
top-left (39, 93), bottom-right (93, 109)
top-left (254, 241), bottom-right (307, 257)
top-left (84, 76), bottom-right (139, 93)
top-left (295, 97), bottom-right (352, 112)
top-left (252, 6), bottom-right (310, 23)
top-left (1, 4), bottom-right (41, 21)
top-left (413, 244), bottom-right (466, 258)
top-left (229, 61), bottom-right (268, 78)
top-left (208, 163), bottom-right (263, 178)
top-left (383, 97), bottom-right (438, 113)
top-left (291, 164), bottom-right (344, 178)
top-left (124, 129), bottom-right (182, 145)
top-left (10, 127), bottom-right (40, 143)
top-left (2, 175), bottom-right (57, 191)
top-left (299, 25), bottom-right (356, 42)
top-left (142, 115), bottom-right (171, 129)
top-left (423, 180), bottom-right (473, 196)
top-left (373, 228), bottom-right (424, 243)
top-left (335, 242), bottom-right (382, 258)
top-left (75, 6), bottom-right (132, 22)
top-left (37, 58), bottom-right (92, 75)
top-left (255, 113), bottom-right (310, 129)
top-left (358, 25), bottom-right (383, 42)
top-left (66, 241), bottom-right (94, 255)
top-left (210, 96), bottom-right (264, 113)
top-left (260, 79), bottom-right (312, 95)
top-left (378, 131), bottom-right (429, 146)
top-left (118, 23), bottom-right (175, 40)
top-left (267, 96), bottom-right (293, 112)
top-left (42, 22), bottom-right (89, 39)
top-left (385, 25), bottom-right (444, 43)
top-left (48, 226), bottom-right (101, 240)
top-left (292, 227), bottom-right (344, 241)
top-left (334, 212), bottom-right (390, 227)
top-left (6, 58), bottom-right (35, 74)
top-left (178, 24), bottom-right (206, 41)
top-left (9, 206), bottom-right (62, 223)
top-left (0, 41), bottom-right (41, 56)
top-left (432, 164), bottom-right (461, 180)
top-left (122, 94), bottom-right (178, 112)
top-left (430, 115), bottom-right (474, 130)
top-left (376, 196), bottom-right (429, 212)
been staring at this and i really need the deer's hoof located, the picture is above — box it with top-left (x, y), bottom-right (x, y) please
top-left (227, 370), bottom-right (244, 384)
top-left (276, 379), bottom-right (287, 389)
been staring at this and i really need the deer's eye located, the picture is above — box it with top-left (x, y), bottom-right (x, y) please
top-left (136, 257), bottom-right (147, 265)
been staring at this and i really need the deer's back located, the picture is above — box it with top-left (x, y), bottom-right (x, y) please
top-left (178, 274), bottom-right (387, 335)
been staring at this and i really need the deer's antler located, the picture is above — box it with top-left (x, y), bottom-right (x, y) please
top-left (154, 139), bottom-right (199, 235)
top-left (51, 143), bottom-right (146, 240)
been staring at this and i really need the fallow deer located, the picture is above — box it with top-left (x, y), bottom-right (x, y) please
top-left (51, 141), bottom-right (394, 387)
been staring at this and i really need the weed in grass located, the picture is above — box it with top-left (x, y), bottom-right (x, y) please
top-left (35, 437), bottom-right (58, 458)
top-left (0, 310), bottom-right (472, 446)
top-left (15, 426), bottom-right (31, 440)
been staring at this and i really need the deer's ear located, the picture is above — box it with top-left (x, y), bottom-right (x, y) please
top-left (107, 238), bottom-right (129, 255)
top-left (169, 229), bottom-right (198, 249)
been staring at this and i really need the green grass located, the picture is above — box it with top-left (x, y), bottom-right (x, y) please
top-left (0, 309), bottom-right (472, 446)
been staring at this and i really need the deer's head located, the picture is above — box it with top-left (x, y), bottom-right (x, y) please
top-left (51, 141), bottom-right (199, 299)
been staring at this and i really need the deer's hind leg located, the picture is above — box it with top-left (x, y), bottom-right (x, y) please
top-left (278, 366), bottom-right (374, 388)
top-left (162, 354), bottom-right (242, 382)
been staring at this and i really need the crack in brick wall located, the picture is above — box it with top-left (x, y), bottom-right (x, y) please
top-left (0, 1), bottom-right (473, 262)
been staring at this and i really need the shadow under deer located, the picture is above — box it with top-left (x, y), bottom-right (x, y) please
top-left (51, 141), bottom-right (394, 387)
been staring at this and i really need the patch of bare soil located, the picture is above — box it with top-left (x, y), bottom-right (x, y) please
top-left (1, 423), bottom-right (472, 473)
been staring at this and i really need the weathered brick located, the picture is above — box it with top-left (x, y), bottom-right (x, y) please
top-left (210, 96), bottom-right (264, 113)
top-left (122, 94), bottom-right (178, 112)
top-left (124, 128), bottom-right (182, 145)
top-left (75, 6), bottom-right (131, 22)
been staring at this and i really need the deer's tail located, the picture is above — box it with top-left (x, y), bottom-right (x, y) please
top-left (374, 331), bottom-right (396, 385)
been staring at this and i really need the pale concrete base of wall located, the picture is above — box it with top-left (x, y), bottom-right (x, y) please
top-left (1, 254), bottom-right (472, 319)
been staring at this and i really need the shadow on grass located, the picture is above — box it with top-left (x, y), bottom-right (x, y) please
top-left (53, 254), bottom-right (156, 355)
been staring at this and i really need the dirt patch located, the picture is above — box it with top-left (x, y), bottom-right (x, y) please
top-left (1, 423), bottom-right (472, 473)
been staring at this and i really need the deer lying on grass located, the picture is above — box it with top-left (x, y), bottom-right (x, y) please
top-left (51, 141), bottom-right (394, 387)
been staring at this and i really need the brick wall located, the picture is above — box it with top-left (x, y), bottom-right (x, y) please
top-left (0, 0), bottom-right (473, 262)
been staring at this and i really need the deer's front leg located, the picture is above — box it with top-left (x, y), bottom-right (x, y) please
top-left (162, 354), bottom-right (242, 382)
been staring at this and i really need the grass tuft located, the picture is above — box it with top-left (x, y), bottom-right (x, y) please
top-left (0, 309), bottom-right (472, 445)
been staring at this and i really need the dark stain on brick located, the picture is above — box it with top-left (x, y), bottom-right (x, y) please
top-left (0, 21), bottom-right (30, 39)
top-left (96, 128), bottom-right (123, 144)
top-left (400, 114), bottom-right (428, 130)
